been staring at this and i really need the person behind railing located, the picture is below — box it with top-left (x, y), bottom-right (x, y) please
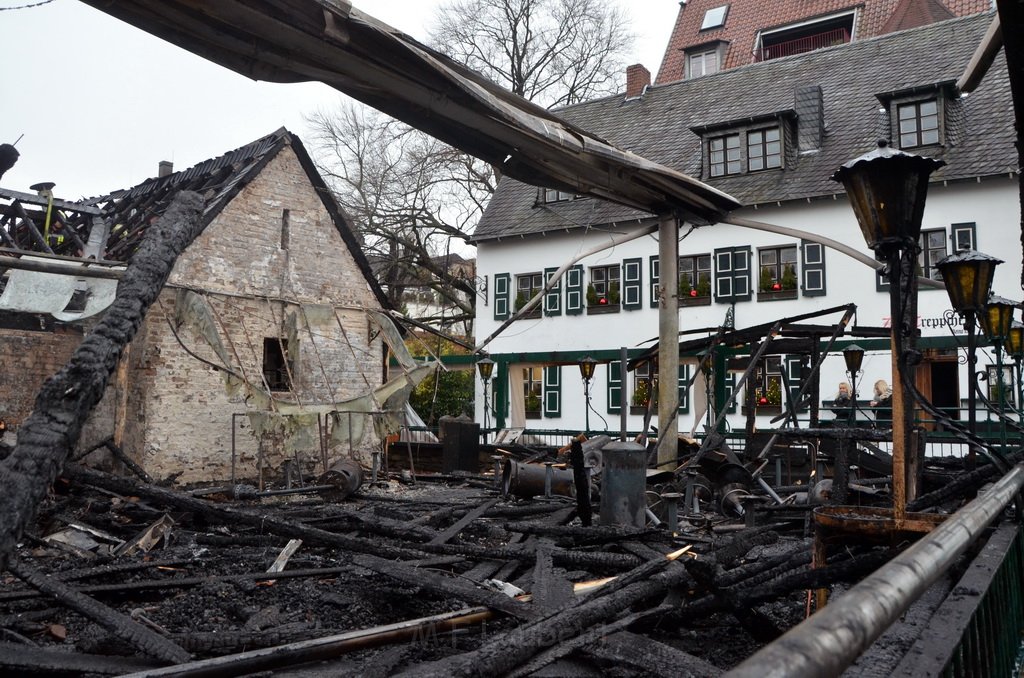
top-left (833, 381), bottom-right (854, 424)
top-left (870, 379), bottom-right (893, 424)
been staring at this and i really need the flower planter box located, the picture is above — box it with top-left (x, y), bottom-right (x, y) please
top-left (525, 411), bottom-right (542, 420)
top-left (629, 405), bottom-right (650, 415)
top-left (515, 308), bottom-right (542, 320)
top-left (756, 289), bottom-right (798, 302)
top-left (587, 304), bottom-right (621, 315)
top-left (678, 295), bottom-right (712, 307)
top-left (742, 405), bottom-right (782, 416)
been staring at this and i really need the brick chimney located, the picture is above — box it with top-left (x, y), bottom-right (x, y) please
top-left (158, 160), bottom-right (173, 177)
top-left (625, 64), bottom-right (651, 98)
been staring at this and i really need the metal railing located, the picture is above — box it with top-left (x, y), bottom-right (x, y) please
top-left (725, 464), bottom-right (1024, 677)
top-left (754, 27), bottom-right (850, 62)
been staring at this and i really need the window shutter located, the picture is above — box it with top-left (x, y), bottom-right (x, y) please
top-left (786, 355), bottom-right (806, 412)
top-left (544, 267), bottom-right (562, 316)
top-left (678, 363), bottom-right (690, 413)
top-left (543, 366), bottom-right (561, 417)
top-left (951, 222), bottom-right (976, 252)
top-left (724, 372), bottom-right (737, 413)
top-left (714, 247), bottom-right (752, 302)
top-left (800, 240), bottom-right (826, 297)
top-left (494, 273), bottom-right (511, 320)
top-left (733, 247), bottom-right (752, 301)
top-left (649, 255), bottom-right (660, 308)
top-left (622, 258), bottom-right (643, 310)
top-left (565, 265), bottom-right (584, 315)
top-left (607, 362), bottom-right (622, 414)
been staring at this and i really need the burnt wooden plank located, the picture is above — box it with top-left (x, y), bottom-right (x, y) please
top-left (429, 498), bottom-right (498, 545)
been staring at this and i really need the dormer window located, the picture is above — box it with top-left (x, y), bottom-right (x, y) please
top-left (710, 134), bottom-right (741, 177)
top-left (897, 99), bottom-right (939, 148)
top-left (747, 127), bottom-right (782, 171)
top-left (754, 10), bottom-right (854, 62)
top-left (877, 83), bottom-right (951, 150)
top-left (685, 41), bottom-right (728, 80)
top-left (701, 5), bottom-right (729, 30)
top-left (542, 188), bottom-right (575, 203)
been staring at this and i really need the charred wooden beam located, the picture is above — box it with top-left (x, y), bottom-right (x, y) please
top-left (62, 465), bottom-right (434, 561)
top-left (587, 631), bottom-right (723, 677)
top-left (0, 191), bottom-right (204, 571)
top-left (570, 440), bottom-right (592, 527)
top-left (395, 560), bottom-right (695, 676)
top-left (0, 641), bottom-right (160, 676)
top-left (429, 498), bottom-right (498, 545)
top-left (6, 557), bottom-right (191, 664)
top-left (353, 554), bottom-right (537, 621)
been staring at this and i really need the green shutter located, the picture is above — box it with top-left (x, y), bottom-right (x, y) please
top-left (724, 373), bottom-right (737, 413)
top-left (544, 267), bottom-right (562, 316)
top-left (622, 258), bottom-right (643, 310)
top-left (649, 255), bottom-right (660, 308)
top-left (714, 247), bottom-right (752, 303)
top-left (801, 240), bottom-right (826, 297)
top-left (543, 366), bottom-right (561, 417)
top-left (494, 273), bottom-right (511, 320)
top-left (607, 362), bottom-right (622, 414)
top-left (951, 222), bottom-right (977, 252)
top-left (678, 363), bottom-right (690, 413)
top-left (874, 251), bottom-right (890, 292)
top-left (565, 265), bottom-right (584, 315)
top-left (786, 355), bottom-right (806, 412)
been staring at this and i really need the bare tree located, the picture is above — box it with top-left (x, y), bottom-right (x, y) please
top-left (307, 0), bottom-right (633, 331)
top-left (306, 104), bottom-right (491, 333)
top-left (432, 0), bottom-right (634, 107)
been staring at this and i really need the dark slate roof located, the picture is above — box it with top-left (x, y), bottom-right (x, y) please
top-left (474, 12), bottom-right (1012, 242)
top-left (94, 128), bottom-right (390, 309)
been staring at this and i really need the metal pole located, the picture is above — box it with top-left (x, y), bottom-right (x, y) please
top-left (656, 214), bottom-right (679, 466)
top-left (584, 379), bottom-right (591, 434)
top-left (620, 345), bottom-right (629, 441)
top-left (726, 463), bottom-right (1024, 678)
top-left (966, 314), bottom-right (978, 434)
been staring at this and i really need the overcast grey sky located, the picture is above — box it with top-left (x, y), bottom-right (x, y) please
top-left (1, 0), bottom-right (681, 200)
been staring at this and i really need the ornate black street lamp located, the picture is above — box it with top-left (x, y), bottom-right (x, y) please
top-left (980, 296), bottom-right (1017, 434)
top-left (477, 357), bottom-right (494, 433)
top-left (579, 356), bottom-right (597, 433)
top-left (842, 344), bottom-right (865, 423)
top-left (936, 250), bottom-right (1002, 434)
top-left (831, 140), bottom-right (945, 520)
top-left (1007, 320), bottom-right (1024, 414)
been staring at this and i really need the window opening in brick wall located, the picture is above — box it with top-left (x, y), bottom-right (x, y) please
top-left (281, 209), bottom-right (290, 250)
top-left (263, 338), bottom-right (293, 391)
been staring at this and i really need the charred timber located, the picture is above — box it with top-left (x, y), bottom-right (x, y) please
top-left (6, 557), bottom-right (191, 664)
top-left (0, 191), bottom-right (205, 570)
top-left (61, 465), bottom-right (434, 561)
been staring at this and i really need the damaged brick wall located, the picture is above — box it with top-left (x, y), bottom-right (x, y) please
top-left (0, 323), bottom-right (81, 429)
top-left (87, 145), bottom-right (385, 484)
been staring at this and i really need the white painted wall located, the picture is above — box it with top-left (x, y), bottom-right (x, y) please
top-left (474, 176), bottom-right (1021, 435)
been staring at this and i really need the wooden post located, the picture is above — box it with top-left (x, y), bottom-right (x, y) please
top-left (656, 215), bottom-right (679, 467)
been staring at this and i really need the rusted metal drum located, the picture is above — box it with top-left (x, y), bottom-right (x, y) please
top-left (502, 460), bottom-right (575, 499)
top-left (319, 458), bottom-right (364, 500)
top-left (598, 441), bottom-right (647, 528)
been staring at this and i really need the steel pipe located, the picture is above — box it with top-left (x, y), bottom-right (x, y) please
top-left (726, 463), bottom-right (1024, 678)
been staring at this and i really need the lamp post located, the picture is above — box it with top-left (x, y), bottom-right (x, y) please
top-left (477, 357), bottom-right (494, 437)
top-left (842, 344), bottom-right (865, 423)
top-left (579, 356), bottom-right (596, 434)
top-left (935, 250), bottom-right (1002, 435)
top-left (1007, 320), bottom-right (1024, 415)
top-left (831, 140), bottom-right (945, 522)
top-left (979, 296), bottom-right (1017, 449)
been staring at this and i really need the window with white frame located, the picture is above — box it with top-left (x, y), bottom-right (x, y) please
top-left (679, 253), bottom-right (712, 297)
top-left (516, 272), bottom-right (543, 315)
top-left (589, 264), bottom-right (621, 305)
top-left (688, 48), bottom-right (720, 79)
top-left (542, 188), bottom-right (576, 203)
top-left (918, 228), bottom-right (947, 280)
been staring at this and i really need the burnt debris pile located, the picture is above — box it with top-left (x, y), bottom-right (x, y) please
top-left (0, 427), bottom-right (996, 677)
